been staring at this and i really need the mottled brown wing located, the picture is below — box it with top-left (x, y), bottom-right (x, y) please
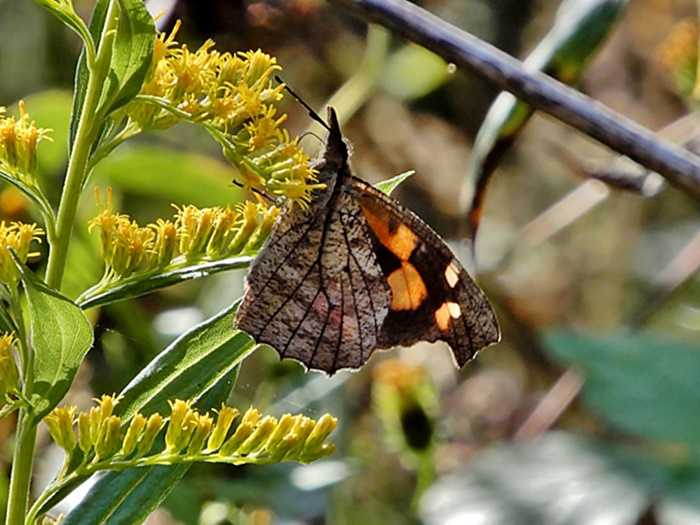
top-left (235, 187), bottom-right (391, 374)
top-left (349, 177), bottom-right (501, 366)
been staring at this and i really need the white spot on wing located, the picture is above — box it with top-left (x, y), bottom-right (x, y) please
top-left (445, 261), bottom-right (460, 288)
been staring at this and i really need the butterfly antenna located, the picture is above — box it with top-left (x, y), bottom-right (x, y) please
top-left (298, 130), bottom-right (325, 146)
top-left (275, 75), bottom-right (331, 131)
top-left (230, 180), bottom-right (276, 204)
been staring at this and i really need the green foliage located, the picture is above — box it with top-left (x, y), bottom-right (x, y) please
top-left (17, 261), bottom-right (93, 419)
top-left (104, 0), bottom-right (155, 115)
top-left (1, 2), bottom-right (339, 523)
top-left (375, 170), bottom-right (415, 196)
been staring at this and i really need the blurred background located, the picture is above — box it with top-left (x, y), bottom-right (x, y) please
top-left (2, 0), bottom-right (700, 523)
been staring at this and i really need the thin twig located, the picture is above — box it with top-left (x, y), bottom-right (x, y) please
top-left (513, 368), bottom-right (584, 441)
top-left (329, 0), bottom-right (700, 201)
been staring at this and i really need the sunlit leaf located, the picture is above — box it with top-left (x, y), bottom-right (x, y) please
top-left (374, 170), bottom-right (415, 195)
top-left (15, 260), bottom-right (93, 419)
top-left (52, 301), bottom-right (257, 522)
top-left (101, 0), bottom-right (155, 114)
top-left (77, 255), bottom-right (254, 309)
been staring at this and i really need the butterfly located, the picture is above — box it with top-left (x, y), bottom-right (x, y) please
top-left (236, 108), bottom-right (500, 374)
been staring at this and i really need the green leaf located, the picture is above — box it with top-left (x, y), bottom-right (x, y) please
top-left (101, 0), bottom-right (155, 115)
top-left (77, 255), bottom-right (254, 309)
top-left (374, 170), bottom-right (415, 196)
top-left (544, 330), bottom-right (700, 445)
top-left (0, 169), bottom-right (55, 230)
top-left (53, 301), bottom-right (257, 523)
top-left (92, 145), bottom-right (244, 207)
top-left (114, 300), bottom-right (255, 420)
top-left (16, 261), bottom-right (93, 419)
top-left (381, 44), bottom-right (450, 101)
top-left (69, 0), bottom-right (155, 149)
top-left (32, 0), bottom-right (95, 56)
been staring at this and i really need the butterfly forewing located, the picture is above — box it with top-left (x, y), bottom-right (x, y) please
top-left (350, 178), bottom-right (501, 366)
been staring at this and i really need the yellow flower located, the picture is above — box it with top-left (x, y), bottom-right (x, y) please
top-left (89, 196), bottom-right (280, 287)
top-left (122, 24), bottom-right (318, 204)
top-left (0, 101), bottom-right (51, 184)
top-left (44, 397), bottom-right (337, 474)
top-left (0, 333), bottom-right (20, 403)
top-left (0, 221), bottom-right (43, 288)
top-left (44, 406), bottom-right (77, 453)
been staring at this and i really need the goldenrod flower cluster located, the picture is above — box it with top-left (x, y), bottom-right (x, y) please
top-left (0, 221), bottom-right (44, 288)
top-left (125, 22), bottom-right (320, 204)
top-left (0, 101), bottom-right (51, 186)
top-left (44, 396), bottom-right (337, 475)
top-left (89, 201), bottom-right (278, 281)
top-left (0, 333), bottom-right (20, 408)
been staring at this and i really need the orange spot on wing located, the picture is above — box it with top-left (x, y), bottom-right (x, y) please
top-left (361, 204), bottom-right (418, 261)
top-left (434, 303), bottom-right (451, 331)
top-left (387, 262), bottom-right (428, 310)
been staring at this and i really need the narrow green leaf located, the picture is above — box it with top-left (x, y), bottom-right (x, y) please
top-left (32, 1), bottom-right (95, 57)
top-left (0, 170), bottom-right (55, 229)
top-left (53, 302), bottom-right (256, 523)
top-left (374, 170), bottom-right (415, 196)
top-left (115, 300), bottom-right (254, 420)
top-left (102, 0), bottom-right (155, 114)
top-left (544, 330), bottom-right (700, 445)
top-left (77, 255), bottom-right (254, 309)
top-left (15, 261), bottom-right (93, 419)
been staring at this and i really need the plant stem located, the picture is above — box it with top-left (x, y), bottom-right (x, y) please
top-left (9, 3), bottom-right (120, 523)
top-left (6, 413), bottom-right (38, 525)
top-left (5, 295), bottom-right (36, 525)
top-left (44, 0), bottom-right (119, 290)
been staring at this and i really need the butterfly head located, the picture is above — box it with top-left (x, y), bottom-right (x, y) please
top-left (320, 107), bottom-right (349, 170)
